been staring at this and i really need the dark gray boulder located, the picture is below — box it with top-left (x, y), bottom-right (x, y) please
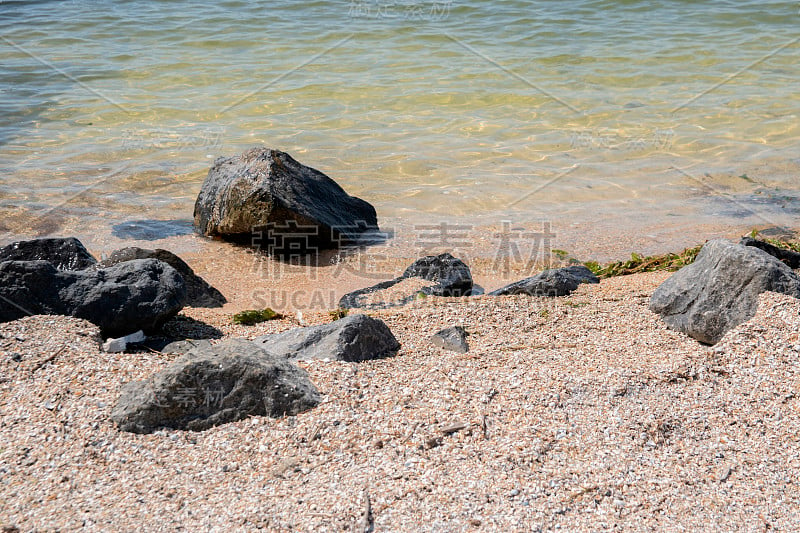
top-left (489, 265), bottom-right (599, 297)
top-left (254, 314), bottom-right (400, 362)
top-left (160, 339), bottom-right (213, 355)
top-left (96, 247), bottom-right (226, 308)
top-left (430, 326), bottom-right (469, 353)
top-left (112, 338), bottom-right (320, 433)
top-left (650, 239), bottom-right (800, 344)
top-left (339, 253), bottom-right (473, 309)
top-left (193, 147), bottom-right (379, 251)
top-left (0, 258), bottom-right (187, 337)
top-left (0, 237), bottom-right (96, 270)
top-left (740, 237), bottom-right (800, 269)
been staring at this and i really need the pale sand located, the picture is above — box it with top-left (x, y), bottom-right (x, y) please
top-left (2, 259), bottom-right (800, 531)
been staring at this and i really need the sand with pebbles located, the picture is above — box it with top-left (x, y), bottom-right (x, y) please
top-left (2, 264), bottom-right (800, 531)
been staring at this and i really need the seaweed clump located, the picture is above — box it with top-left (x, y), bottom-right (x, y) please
top-left (584, 245), bottom-right (703, 279)
top-left (232, 308), bottom-right (284, 325)
top-left (583, 230), bottom-right (800, 279)
top-left (328, 308), bottom-right (349, 321)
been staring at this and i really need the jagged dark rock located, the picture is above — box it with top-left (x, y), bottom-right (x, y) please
top-left (650, 239), bottom-right (800, 344)
top-left (111, 338), bottom-right (320, 433)
top-left (193, 147), bottom-right (379, 252)
top-left (402, 253), bottom-right (474, 296)
top-left (97, 247), bottom-right (226, 308)
top-left (488, 265), bottom-right (599, 297)
top-left (0, 258), bottom-right (186, 337)
top-left (430, 326), bottom-right (469, 353)
top-left (740, 237), bottom-right (800, 269)
top-left (0, 237), bottom-right (96, 271)
top-left (339, 253), bottom-right (473, 309)
top-left (254, 314), bottom-right (400, 362)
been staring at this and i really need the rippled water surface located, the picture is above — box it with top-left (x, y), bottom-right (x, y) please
top-left (0, 0), bottom-right (798, 250)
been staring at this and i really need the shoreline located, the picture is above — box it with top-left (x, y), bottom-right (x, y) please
top-left (2, 217), bottom-right (789, 315)
top-left (150, 220), bottom-right (792, 313)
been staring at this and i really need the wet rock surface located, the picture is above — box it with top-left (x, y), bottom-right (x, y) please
top-left (193, 147), bottom-right (379, 251)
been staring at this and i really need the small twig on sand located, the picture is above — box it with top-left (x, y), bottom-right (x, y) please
top-left (353, 489), bottom-right (373, 533)
top-left (30, 345), bottom-right (66, 374)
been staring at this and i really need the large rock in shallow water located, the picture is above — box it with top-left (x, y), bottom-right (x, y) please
top-left (97, 247), bottom-right (226, 308)
top-left (650, 239), bottom-right (800, 344)
top-left (112, 338), bottom-right (320, 433)
top-left (193, 147), bottom-right (378, 250)
top-left (254, 314), bottom-right (400, 362)
top-left (0, 258), bottom-right (186, 337)
top-left (0, 237), bottom-right (96, 270)
top-left (339, 253), bottom-right (473, 309)
top-left (489, 265), bottom-right (599, 297)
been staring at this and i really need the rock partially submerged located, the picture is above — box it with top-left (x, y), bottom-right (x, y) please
top-left (0, 237), bottom-right (97, 271)
top-left (97, 247), bottom-right (226, 308)
top-left (0, 258), bottom-right (187, 337)
top-left (112, 338), bottom-right (320, 433)
top-left (193, 147), bottom-right (379, 251)
top-left (339, 253), bottom-right (473, 309)
top-left (255, 314), bottom-right (400, 362)
top-left (489, 265), bottom-right (599, 297)
top-left (650, 239), bottom-right (800, 344)
top-left (430, 326), bottom-right (469, 353)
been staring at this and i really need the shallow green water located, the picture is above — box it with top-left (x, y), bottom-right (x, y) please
top-left (0, 0), bottom-right (798, 249)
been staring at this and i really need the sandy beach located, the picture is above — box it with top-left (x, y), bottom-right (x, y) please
top-left (2, 246), bottom-right (800, 531)
top-left (3, 1), bottom-right (799, 530)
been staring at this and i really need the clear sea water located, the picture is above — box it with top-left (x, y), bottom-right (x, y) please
top-left (0, 0), bottom-right (798, 253)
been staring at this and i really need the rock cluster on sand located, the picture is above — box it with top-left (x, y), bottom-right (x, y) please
top-left (193, 147), bottom-right (379, 251)
top-left (0, 237), bottom-right (226, 337)
top-left (113, 314), bottom-right (399, 433)
top-left (650, 238), bottom-right (800, 344)
top-left (339, 253), bottom-right (473, 309)
top-left (254, 314), bottom-right (400, 362)
top-left (489, 265), bottom-right (599, 296)
top-left (111, 338), bottom-right (321, 433)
